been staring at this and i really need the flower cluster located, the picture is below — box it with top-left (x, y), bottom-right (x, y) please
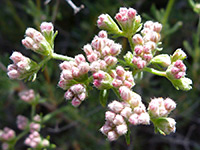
top-left (25, 131), bottom-right (49, 149)
top-left (132, 21), bottom-right (162, 69)
top-left (0, 127), bottom-right (16, 150)
top-left (16, 115), bottom-right (28, 130)
top-left (111, 66), bottom-right (135, 89)
top-left (83, 30), bottom-right (121, 72)
top-left (7, 52), bottom-right (37, 80)
top-left (22, 22), bottom-right (53, 56)
top-left (64, 84), bottom-right (87, 107)
top-left (148, 97), bottom-right (176, 135)
top-left (19, 89), bottom-right (35, 103)
top-left (58, 55), bottom-right (89, 90)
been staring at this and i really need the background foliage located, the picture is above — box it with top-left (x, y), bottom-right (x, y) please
top-left (0, 0), bottom-right (200, 149)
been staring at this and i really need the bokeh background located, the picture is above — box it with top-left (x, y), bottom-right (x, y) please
top-left (0, 0), bottom-right (200, 149)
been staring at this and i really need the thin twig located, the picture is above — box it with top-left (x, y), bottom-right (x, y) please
top-left (65, 0), bottom-right (84, 14)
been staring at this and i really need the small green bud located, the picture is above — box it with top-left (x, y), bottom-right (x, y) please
top-left (151, 54), bottom-right (171, 67)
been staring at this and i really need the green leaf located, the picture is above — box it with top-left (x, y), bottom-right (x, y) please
top-left (99, 89), bottom-right (109, 107)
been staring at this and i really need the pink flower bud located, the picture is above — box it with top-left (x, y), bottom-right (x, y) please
top-left (75, 54), bottom-right (86, 65)
top-left (119, 86), bottom-right (132, 101)
top-left (70, 84), bottom-right (85, 95)
top-left (132, 34), bottom-right (143, 45)
top-left (22, 37), bottom-right (34, 49)
top-left (40, 22), bottom-right (54, 34)
top-left (137, 60), bottom-right (146, 69)
top-left (132, 56), bottom-right (142, 65)
top-left (71, 97), bottom-right (81, 107)
top-left (112, 79), bottom-right (123, 87)
top-left (78, 92), bottom-right (87, 101)
top-left (10, 52), bottom-right (24, 64)
top-left (105, 111), bottom-right (116, 122)
top-left (144, 21), bottom-right (154, 29)
top-left (98, 30), bottom-right (108, 38)
top-left (100, 122), bottom-right (113, 135)
top-left (134, 45), bottom-right (143, 55)
top-left (59, 61), bottom-right (72, 70)
top-left (104, 56), bottom-right (117, 66)
top-left (107, 131), bottom-right (118, 141)
top-left (116, 66), bottom-right (125, 77)
top-left (87, 53), bottom-right (98, 63)
top-left (7, 69), bottom-right (20, 79)
top-left (61, 70), bottom-right (73, 80)
top-left (91, 37), bottom-right (105, 51)
top-left (25, 28), bottom-right (37, 38)
top-left (110, 43), bottom-right (122, 56)
top-left (101, 46), bottom-right (110, 56)
top-left (71, 67), bottom-right (80, 78)
top-left (113, 114), bottom-right (125, 125)
top-left (133, 104), bottom-right (146, 114)
top-left (108, 100), bottom-right (124, 113)
top-left (116, 124), bottom-right (128, 135)
top-left (83, 44), bottom-right (93, 56)
top-left (127, 8), bottom-right (136, 19)
top-left (78, 62), bottom-right (90, 75)
top-left (138, 113), bottom-right (150, 125)
top-left (64, 90), bottom-right (74, 100)
top-left (153, 22), bottom-right (162, 33)
top-left (120, 107), bottom-right (132, 118)
top-left (143, 54), bottom-right (153, 62)
top-left (164, 98), bottom-right (176, 111)
top-left (129, 113), bottom-right (139, 125)
top-left (90, 61), bottom-right (101, 72)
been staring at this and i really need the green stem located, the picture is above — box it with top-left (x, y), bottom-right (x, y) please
top-left (42, 106), bottom-right (69, 123)
top-left (112, 88), bottom-right (121, 100)
top-left (143, 67), bottom-right (166, 77)
top-left (31, 103), bottom-right (36, 119)
top-left (162, 0), bottom-right (175, 27)
top-left (11, 128), bottom-right (29, 149)
top-left (38, 56), bottom-right (52, 68)
top-left (128, 36), bottom-right (135, 52)
top-left (52, 53), bottom-right (74, 61)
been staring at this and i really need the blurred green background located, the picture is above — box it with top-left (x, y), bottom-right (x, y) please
top-left (0, 0), bottom-right (200, 149)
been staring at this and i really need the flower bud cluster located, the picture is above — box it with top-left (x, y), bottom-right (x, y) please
top-left (19, 89), bottom-right (35, 103)
top-left (25, 131), bottom-right (49, 148)
top-left (58, 55), bottom-right (89, 90)
top-left (22, 25), bottom-right (52, 56)
top-left (100, 101), bottom-right (128, 141)
top-left (7, 52), bottom-right (35, 80)
top-left (29, 115), bottom-right (41, 133)
top-left (115, 7), bottom-right (137, 32)
top-left (100, 96), bottom-right (150, 141)
top-left (111, 66), bottom-right (135, 89)
top-left (16, 115), bottom-right (28, 130)
top-left (83, 30), bottom-right (121, 72)
top-left (0, 127), bottom-right (16, 141)
top-left (93, 71), bottom-right (113, 89)
top-left (119, 86), bottom-right (150, 125)
top-left (148, 97), bottom-right (176, 118)
top-left (132, 21), bottom-right (162, 69)
top-left (167, 60), bottom-right (186, 79)
top-left (148, 97), bottom-right (176, 135)
top-left (64, 84), bottom-right (87, 107)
